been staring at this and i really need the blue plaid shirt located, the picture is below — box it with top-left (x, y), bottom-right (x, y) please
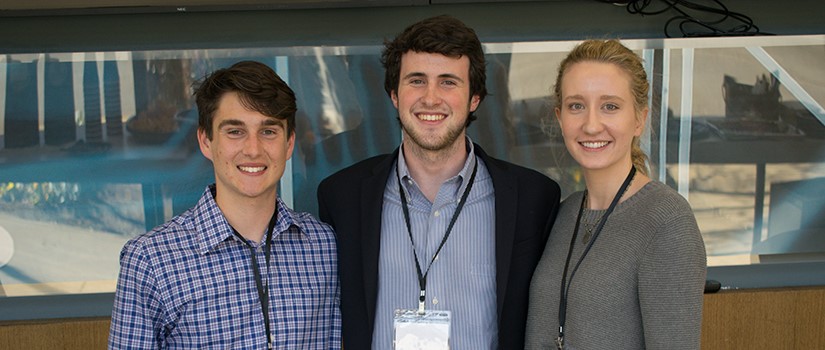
top-left (109, 185), bottom-right (341, 349)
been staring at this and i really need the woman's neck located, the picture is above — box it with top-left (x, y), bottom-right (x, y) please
top-left (583, 164), bottom-right (649, 210)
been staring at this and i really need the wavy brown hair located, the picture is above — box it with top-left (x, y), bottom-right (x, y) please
top-left (194, 60), bottom-right (296, 140)
top-left (381, 15), bottom-right (487, 126)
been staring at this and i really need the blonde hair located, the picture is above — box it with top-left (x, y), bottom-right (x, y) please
top-left (553, 39), bottom-right (650, 176)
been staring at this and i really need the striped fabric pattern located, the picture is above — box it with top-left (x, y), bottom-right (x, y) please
top-left (372, 141), bottom-right (498, 350)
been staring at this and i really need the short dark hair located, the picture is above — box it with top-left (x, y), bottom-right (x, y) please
top-left (194, 60), bottom-right (296, 139)
top-left (381, 15), bottom-right (487, 125)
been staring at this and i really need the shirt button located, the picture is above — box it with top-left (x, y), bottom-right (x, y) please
top-left (434, 254), bottom-right (439, 261)
top-left (432, 298), bottom-right (439, 305)
top-left (434, 211), bottom-right (440, 217)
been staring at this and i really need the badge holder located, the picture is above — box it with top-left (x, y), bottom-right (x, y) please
top-left (393, 308), bottom-right (451, 350)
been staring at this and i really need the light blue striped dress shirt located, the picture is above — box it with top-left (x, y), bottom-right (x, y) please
top-left (373, 140), bottom-right (497, 350)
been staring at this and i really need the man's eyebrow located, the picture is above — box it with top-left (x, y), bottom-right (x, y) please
top-left (261, 118), bottom-right (286, 127)
top-left (217, 119), bottom-right (244, 128)
top-left (438, 73), bottom-right (464, 82)
top-left (402, 72), bottom-right (426, 80)
top-left (401, 72), bottom-right (465, 83)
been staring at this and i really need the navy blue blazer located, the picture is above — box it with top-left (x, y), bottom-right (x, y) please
top-left (317, 144), bottom-right (560, 350)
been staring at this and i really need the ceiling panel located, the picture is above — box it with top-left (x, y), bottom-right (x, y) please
top-left (0, 0), bottom-right (426, 12)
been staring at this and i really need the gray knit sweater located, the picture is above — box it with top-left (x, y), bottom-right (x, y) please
top-left (525, 181), bottom-right (706, 350)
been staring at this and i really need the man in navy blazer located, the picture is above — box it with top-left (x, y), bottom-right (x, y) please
top-left (317, 15), bottom-right (560, 349)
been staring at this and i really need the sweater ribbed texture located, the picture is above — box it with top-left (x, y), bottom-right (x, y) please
top-left (526, 181), bottom-right (706, 350)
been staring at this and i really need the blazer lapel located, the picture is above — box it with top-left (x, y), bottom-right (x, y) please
top-left (476, 144), bottom-right (518, 320)
top-left (360, 148), bottom-right (399, 327)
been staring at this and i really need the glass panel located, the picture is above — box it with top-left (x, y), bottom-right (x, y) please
top-left (1, 35), bottom-right (824, 300)
top-left (663, 42), bottom-right (825, 266)
top-left (289, 51), bottom-right (401, 215)
top-left (0, 51), bottom-right (214, 297)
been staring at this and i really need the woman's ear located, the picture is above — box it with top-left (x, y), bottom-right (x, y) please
top-left (635, 107), bottom-right (649, 137)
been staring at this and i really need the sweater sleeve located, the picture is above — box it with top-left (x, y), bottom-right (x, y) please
top-left (637, 206), bottom-right (707, 350)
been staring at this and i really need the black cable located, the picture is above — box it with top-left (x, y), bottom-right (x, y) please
top-left (596, 0), bottom-right (772, 37)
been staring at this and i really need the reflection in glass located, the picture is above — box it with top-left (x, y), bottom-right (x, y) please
top-left (0, 35), bottom-right (824, 298)
top-left (0, 182), bottom-right (138, 296)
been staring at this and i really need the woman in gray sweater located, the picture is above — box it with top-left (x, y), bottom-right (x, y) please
top-left (525, 39), bottom-right (707, 349)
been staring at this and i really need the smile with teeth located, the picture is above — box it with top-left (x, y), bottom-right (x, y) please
top-left (239, 166), bottom-right (266, 173)
top-left (417, 113), bottom-right (446, 121)
top-left (581, 141), bottom-right (609, 149)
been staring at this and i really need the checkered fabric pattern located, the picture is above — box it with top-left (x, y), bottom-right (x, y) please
top-left (109, 185), bottom-right (341, 349)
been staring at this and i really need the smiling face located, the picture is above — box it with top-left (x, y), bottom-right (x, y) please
top-left (391, 51), bottom-right (480, 155)
top-left (198, 91), bottom-right (295, 207)
top-left (556, 61), bottom-right (647, 176)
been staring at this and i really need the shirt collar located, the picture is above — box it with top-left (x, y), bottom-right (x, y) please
top-left (194, 185), bottom-right (309, 254)
top-left (396, 136), bottom-right (478, 199)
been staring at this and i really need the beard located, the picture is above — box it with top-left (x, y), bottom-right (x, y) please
top-left (399, 117), bottom-right (466, 152)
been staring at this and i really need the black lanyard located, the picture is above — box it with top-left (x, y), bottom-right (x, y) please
top-left (397, 157), bottom-right (478, 315)
top-left (555, 166), bottom-right (636, 350)
top-left (231, 208), bottom-right (279, 350)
